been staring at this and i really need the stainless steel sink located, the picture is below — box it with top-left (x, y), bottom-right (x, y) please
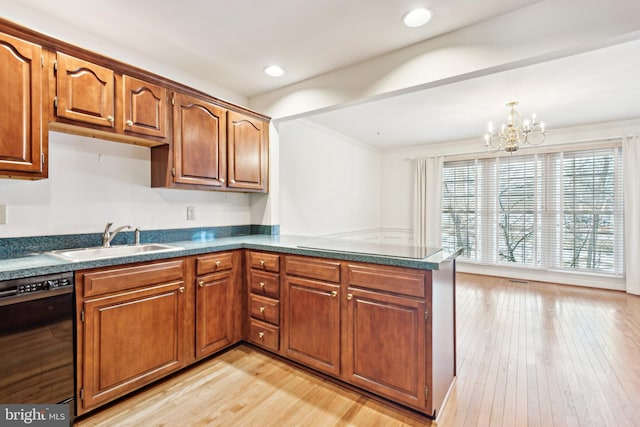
top-left (48, 243), bottom-right (183, 262)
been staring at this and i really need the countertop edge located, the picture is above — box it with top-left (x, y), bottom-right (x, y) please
top-left (0, 236), bottom-right (461, 281)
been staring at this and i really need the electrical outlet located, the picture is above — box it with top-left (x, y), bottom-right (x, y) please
top-left (0, 205), bottom-right (6, 224)
top-left (186, 206), bottom-right (196, 221)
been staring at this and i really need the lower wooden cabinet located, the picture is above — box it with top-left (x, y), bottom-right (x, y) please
top-left (75, 252), bottom-right (242, 415)
top-left (74, 250), bottom-right (455, 419)
top-left (76, 259), bottom-right (187, 414)
top-left (282, 276), bottom-right (341, 376)
top-left (344, 287), bottom-right (427, 410)
top-left (195, 252), bottom-right (241, 359)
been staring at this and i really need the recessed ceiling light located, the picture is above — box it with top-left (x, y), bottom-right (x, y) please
top-left (402, 8), bottom-right (432, 27)
top-left (264, 65), bottom-right (284, 77)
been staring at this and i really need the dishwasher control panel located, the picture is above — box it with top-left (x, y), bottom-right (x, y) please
top-left (0, 272), bottom-right (73, 298)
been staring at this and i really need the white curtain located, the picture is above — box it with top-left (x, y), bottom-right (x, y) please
top-left (413, 156), bottom-right (443, 247)
top-left (624, 135), bottom-right (640, 295)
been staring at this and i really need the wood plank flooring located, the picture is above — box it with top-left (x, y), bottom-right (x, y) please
top-left (75, 273), bottom-right (640, 426)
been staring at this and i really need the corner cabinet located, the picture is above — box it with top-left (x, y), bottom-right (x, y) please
top-left (0, 31), bottom-right (46, 179)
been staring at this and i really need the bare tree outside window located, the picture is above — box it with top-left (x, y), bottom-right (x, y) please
top-left (440, 147), bottom-right (623, 276)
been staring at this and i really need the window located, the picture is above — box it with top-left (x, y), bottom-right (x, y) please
top-left (441, 146), bottom-right (624, 276)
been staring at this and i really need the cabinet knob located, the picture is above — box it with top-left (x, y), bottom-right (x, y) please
top-left (231, 179), bottom-right (236, 184)
top-left (215, 261), bottom-right (222, 267)
top-left (330, 291), bottom-right (337, 298)
top-left (179, 286), bottom-right (185, 294)
top-left (259, 260), bottom-right (265, 266)
top-left (107, 115), bottom-right (114, 123)
top-left (258, 331), bottom-right (265, 339)
top-left (259, 282), bottom-right (265, 288)
top-left (220, 178), bottom-right (225, 183)
top-left (259, 306), bottom-right (265, 313)
top-left (126, 119), bottom-right (133, 126)
top-left (347, 293), bottom-right (353, 300)
top-left (198, 280), bottom-right (204, 288)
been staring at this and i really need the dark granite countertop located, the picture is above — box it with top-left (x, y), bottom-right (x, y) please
top-left (0, 234), bottom-right (461, 281)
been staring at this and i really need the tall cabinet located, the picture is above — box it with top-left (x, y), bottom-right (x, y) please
top-left (0, 31), bottom-right (46, 179)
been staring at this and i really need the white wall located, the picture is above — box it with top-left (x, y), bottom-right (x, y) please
top-left (1, 2), bottom-right (247, 106)
top-left (278, 120), bottom-right (381, 236)
top-left (0, 4), bottom-right (268, 238)
top-left (0, 132), bottom-right (251, 238)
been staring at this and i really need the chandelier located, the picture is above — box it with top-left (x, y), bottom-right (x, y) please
top-left (484, 102), bottom-right (546, 152)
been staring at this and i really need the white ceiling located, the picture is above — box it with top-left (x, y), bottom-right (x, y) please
top-left (9, 0), bottom-right (640, 149)
top-left (12, 0), bottom-right (538, 96)
top-left (307, 38), bottom-right (640, 148)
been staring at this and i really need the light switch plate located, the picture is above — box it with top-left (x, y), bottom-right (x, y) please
top-left (186, 206), bottom-right (195, 221)
top-left (0, 205), bottom-right (6, 224)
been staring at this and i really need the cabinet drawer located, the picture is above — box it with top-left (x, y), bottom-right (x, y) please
top-left (285, 256), bottom-right (341, 283)
top-left (248, 251), bottom-right (280, 272)
top-left (347, 264), bottom-right (426, 298)
top-left (82, 260), bottom-right (185, 297)
top-left (249, 271), bottom-right (280, 299)
top-left (248, 319), bottom-right (279, 352)
top-left (249, 294), bottom-right (280, 325)
top-left (196, 252), bottom-right (234, 275)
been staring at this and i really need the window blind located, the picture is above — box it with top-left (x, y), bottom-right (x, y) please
top-left (441, 145), bottom-right (624, 277)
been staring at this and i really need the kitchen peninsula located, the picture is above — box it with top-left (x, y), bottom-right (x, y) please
top-left (0, 232), bottom-right (459, 420)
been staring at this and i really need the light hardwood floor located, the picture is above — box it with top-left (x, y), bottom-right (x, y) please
top-left (75, 273), bottom-right (640, 426)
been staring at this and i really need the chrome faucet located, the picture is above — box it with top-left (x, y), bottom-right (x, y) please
top-left (102, 222), bottom-right (132, 247)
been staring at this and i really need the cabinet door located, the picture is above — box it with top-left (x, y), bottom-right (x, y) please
top-left (195, 272), bottom-right (234, 358)
top-left (0, 32), bottom-right (44, 177)
top-left (122, 75), bottom-right (167, 139)
top-left (344, 287), bottom-right (427, 411)
top-left (56, 52), bottom-right (115, 128)
top-left (227, 111), bottom-right (268, 191)
top-left (282, 276), bottom-right (340, 376)
top-left (173, 93), bottom-right (226, 187)
top-left (80, 281), bottom-right (185, 412)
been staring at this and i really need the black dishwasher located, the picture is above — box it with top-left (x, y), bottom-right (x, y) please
top-left (0, 272), bottom-right (75, 419)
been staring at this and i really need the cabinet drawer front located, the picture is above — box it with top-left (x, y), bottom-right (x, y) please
top-left (347, 264), bottom-right (426, 298)
top-left (248, 319), bottom-right (279, 351)
top-left (285, 256), bottom-right (341, 283)
top-left (248, 251), bottom-right (280, 272)
top-left (196, 252), bottom-right (234, 275)
top-left (82, 260), bottom-right (185, 297)
top-left (249, 294), bottom-right (280, 325)
top-left (249, 271), bottom-right (280, 299)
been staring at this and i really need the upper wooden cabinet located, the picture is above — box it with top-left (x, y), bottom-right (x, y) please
top-left (53, 53), bottom-right (169, 145)
top-left (172, 92), bottom-right (227, 187)
top-left (0, 31), bottom-right (46, 179)
top-left (55, 52), bottom-right (115, 128)
top-left (0, 19), bottom-right (269, 188)
top-left (152, 96), bottom-right (269, 193)
top-left (228, 111), bottom-right (268, 191)
top-left (121, 75), bottom-right (168, 139)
